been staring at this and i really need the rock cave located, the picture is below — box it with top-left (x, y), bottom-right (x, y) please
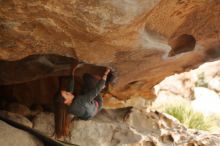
top-left (0, 0), bottom-right (220, 146)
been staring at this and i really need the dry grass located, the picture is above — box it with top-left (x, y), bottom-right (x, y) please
top-left (164, 103), bottom-right (213, 131)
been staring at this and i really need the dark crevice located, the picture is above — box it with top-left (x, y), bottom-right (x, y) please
top-left (205, 46), bottom-right (220, 59)
top-left (0, 53), bottom-right (115, 107)
top-left (128, 81), bottom-right (139, 85)
top-left (168, 34), bottom-right (196, 57)
top-left (0, 54), bottom-right (77, 85)
top-left (126, 80), bottom-right (145, 89)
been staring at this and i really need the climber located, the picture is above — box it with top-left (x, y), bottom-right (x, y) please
top-left (61, 65), bottom-right (111, 120)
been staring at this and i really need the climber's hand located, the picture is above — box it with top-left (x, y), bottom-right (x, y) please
top-left (102, 68), bottom-right (111, 80)
top-left (61, 90), bottom-right (74, 105)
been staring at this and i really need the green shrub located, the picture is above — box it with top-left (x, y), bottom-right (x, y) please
top-left (164, 103), bottom-right (213, 131)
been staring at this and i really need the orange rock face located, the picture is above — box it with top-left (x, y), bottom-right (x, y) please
top-left (0, 0), bottom-right (220, 107)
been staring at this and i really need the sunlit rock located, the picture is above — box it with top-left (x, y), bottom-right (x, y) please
top-left (192, 87), bottom-right (220, 115)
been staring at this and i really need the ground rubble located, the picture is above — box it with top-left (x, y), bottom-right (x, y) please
top-left (1, 104), bottom-right (220, 146)
top-left (27, 108), bottom-right (220, 146)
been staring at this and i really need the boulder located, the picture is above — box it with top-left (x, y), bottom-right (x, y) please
top-left (126, 109), bottom-right (220, 146)
top-left (32, 112), bottom-right (55, 137)
top-left (192, 87), bottom-right (220, 116)
top-left (69, 108), bottom-right (142, 146)
top-left (6, 102), bottom-right (31, 117)
top-left (154, 60), bottom-right (220, 115)
top-left (0, 110), bottom-right (33, 128)
top-left (0, 120), bottom-right (43, 146)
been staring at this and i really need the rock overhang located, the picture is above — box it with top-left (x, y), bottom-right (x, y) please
top-left (0, 0), bottom-right (220, 108)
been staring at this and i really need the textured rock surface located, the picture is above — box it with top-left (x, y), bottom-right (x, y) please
top-left (0, 110), bottom-right (33, 127)
top-left (1, 0), bottom-right (220, 104)
top-left (32, 112), bottom-right (55, 137)
top-left (69, 108), bottom-right (142, 146)
top-left (0, 120), bottom-right (43, 146)
top-left (32, 109), bottom-right (220, 146)
top-left (115, 109), bottom-right (220, 146)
